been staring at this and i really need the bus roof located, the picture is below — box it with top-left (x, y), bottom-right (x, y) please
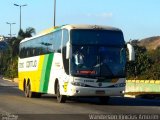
top-left (62, 24), bottom-right (121, 31)
top-left (20, 24), bottom-right (122, 43)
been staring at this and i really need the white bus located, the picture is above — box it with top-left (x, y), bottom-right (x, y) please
top-left (18, 24), bottom-right (135, 103)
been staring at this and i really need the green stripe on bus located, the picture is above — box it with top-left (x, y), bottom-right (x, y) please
top-left (40, 54), bottom-right (54, 92)
top-left (39, 55), bottom-right (49, 92)
top-left (43, 54), bottom-right (54, 92)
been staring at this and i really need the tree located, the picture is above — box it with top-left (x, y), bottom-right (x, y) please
top-left (25, 27), bottom-right (36, 37)
top-left (11, 27), bottom-right (36, 56)
top-left (127, 45), bottom-right (151, 79)
top-left (127, 41), bottom-right (160, 80)
top-left (0, 41), bottom-right (11, 74)
top-left (145, 47), bottom-right (160, 79)
top-left (0, 27), bottom-right (36, 78)
top-left (18, 27), bottom-right (36, 39)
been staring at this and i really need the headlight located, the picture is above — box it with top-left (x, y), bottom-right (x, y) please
top-left (71, 82), bottom-right (86, 87)
top-left (115, 83), bottom-right (126, 87)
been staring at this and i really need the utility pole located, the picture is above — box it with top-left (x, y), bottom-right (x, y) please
top-left (14, 4), bottom-right (27, 31)
top-left (6, 22), bottom-right (16, 38)
top-left (54, 0), bottom-right (56, 27)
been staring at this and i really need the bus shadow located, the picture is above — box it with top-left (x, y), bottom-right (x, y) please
top-left (64, 97), bottom-right (160, 106)
top-left (108, 97), bottom-right (160, 106)
top-left (34, 95), bottom-right (160, 106)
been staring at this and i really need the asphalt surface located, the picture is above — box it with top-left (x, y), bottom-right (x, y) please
top-left (0, 77), bottom-right (160, 120)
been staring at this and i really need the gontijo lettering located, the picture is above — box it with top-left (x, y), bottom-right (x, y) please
top-left (26, 60), bottom-right (37, 68)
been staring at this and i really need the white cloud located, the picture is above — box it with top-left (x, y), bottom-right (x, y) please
top-left (86, 12), bottom-right (113, 19)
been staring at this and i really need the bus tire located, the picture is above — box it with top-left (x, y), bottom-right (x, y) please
top-left (24, 82), bottom-right (29, 98)
top-left (99, 96), bottom-right (110, 104)
top-left (25, 82), bottom-right (34, 98)
top-left (56, 82), bottom-right (67, 103)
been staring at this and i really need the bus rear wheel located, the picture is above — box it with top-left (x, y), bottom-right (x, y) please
top-left (24, 82), bottom-right (34, 98)
top-left (56, 82), bottom-right (67, 103)
top-left (24, 82), bottom-right (29, 97)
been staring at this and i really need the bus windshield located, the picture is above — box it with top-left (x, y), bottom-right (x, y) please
top-left (71, 29), bottom-right (125, 46)
top-left (70, 29), bottom-right (126, 78)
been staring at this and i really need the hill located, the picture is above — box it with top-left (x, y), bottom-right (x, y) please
top-left (138, 36), bottom-right (160, 50)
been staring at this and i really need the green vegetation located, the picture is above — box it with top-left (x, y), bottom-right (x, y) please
top-left (127, 40), bottom-right (160, 80)
top-left (0, 28), bottom-right (35, 78)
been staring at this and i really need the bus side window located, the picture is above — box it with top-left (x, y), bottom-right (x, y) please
top-left (46, 33), bottom-right (54, 53)
top-left (53, 30), bottom-right (62, 53)
top-left (62, 29), bottom-right (69, 75)
top-left (19, 43), bottom-right (23, 58)
top-left (20, 43), bottom-right (27, 58)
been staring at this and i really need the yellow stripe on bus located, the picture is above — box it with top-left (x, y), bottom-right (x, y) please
top-left (18, 55), bottom-right (45, 92)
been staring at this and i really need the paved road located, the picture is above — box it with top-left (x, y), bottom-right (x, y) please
top-left (0, 78), bottom-right (160, 120)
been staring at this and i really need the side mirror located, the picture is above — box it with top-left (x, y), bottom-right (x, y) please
top-left (66, 41), bottom-right (72, 59)
top-left (127, 43), bottom-right (135, 61)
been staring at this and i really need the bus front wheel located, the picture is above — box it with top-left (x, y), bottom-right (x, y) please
top-left (56, 82), bottom-right (67, 103)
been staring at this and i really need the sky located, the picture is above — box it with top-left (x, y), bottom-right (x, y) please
top-left (0, 0), bottom-right (160, 41)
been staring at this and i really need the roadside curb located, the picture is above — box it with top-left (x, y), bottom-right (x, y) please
top-left (13, 78), bottom-right (19, 83)
top-left (2, 77), bottom-right (18, 83)
top-left (124, 94), bottom-right (136, 98)
top-left (2, 77), bottom-right (13, 82)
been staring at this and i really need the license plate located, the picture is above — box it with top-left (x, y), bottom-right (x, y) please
top-left (96, 90), bottom-right (105, 95)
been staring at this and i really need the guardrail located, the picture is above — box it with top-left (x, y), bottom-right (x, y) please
top-left (125, 80), bottom-right (160, 96)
